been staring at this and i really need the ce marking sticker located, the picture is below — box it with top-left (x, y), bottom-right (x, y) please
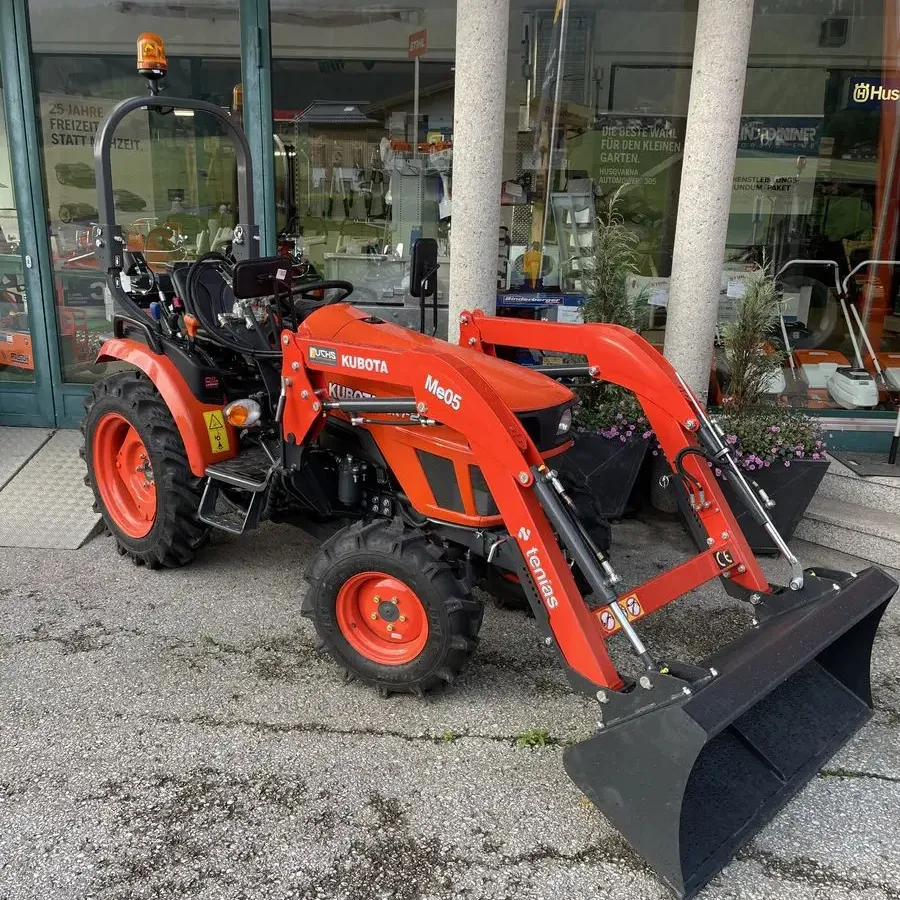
top-left (714, 549), bottom-right (735, 569)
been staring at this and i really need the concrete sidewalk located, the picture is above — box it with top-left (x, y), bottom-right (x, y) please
top-left (0, 516), bottom-right (897, 900)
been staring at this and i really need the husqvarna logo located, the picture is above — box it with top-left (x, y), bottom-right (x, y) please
top-left (425, 374), bottom-right (461, 410)
top-left (309, 345), bottom-right (337, 366)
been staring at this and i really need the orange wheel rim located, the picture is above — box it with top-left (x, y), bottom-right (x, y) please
top-left (92, 412), bottom-right (157, 539)
top-left (335, 571), bottom-right (429, 665)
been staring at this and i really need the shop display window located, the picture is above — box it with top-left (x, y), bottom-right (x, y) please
top-left (270, 2), bottom-right (456, 336)
top-left (501, 0), bottom-right (900, 414)
top-left (27, 0), bottom-right (241, 383)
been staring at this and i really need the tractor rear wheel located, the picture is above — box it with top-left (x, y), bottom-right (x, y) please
top-left (82, 370), bottom-right (208, 568)
top-left (304, 519), bottom-right (483, 695)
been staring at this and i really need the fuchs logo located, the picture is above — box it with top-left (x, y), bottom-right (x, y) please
top-left (309, 345), bottom-right (337, 366)
top-left (328, 382), bottom-right (374, 401)
top-left (341, 354), bottom-right (389, 374)
top-left (424, 374), bottom-right (461, 411)
top-left (524, 546), bottom-right (559, 610)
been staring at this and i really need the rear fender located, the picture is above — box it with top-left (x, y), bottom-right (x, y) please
top-left (96, 338), bottom-right (236, 475)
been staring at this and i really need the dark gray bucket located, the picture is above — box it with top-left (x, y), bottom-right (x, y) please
top-left (564, 566), bottom-right (896, 899)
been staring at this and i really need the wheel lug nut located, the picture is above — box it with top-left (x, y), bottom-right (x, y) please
top-left (386, 624), bottom-right (394, 632)
top-left (373, 595), bottom-right (381, 602)
top-left (370, 612), bottom-right (378, 620)
top-left (399, 615), bottom-right (407, 623)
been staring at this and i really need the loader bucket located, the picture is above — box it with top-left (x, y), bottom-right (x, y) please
top-left (564, 566), bottom-right (896, 900)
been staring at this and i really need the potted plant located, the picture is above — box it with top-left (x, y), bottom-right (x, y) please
top-left (687, 262), bottom-right (830, 552)
top-left (555, 187), bottom-right (654, 519)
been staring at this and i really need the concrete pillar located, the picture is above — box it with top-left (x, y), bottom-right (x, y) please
top-left (662, 0), bottom-right (754, 399)
top-left (447, 0), bottom-right (510, 343)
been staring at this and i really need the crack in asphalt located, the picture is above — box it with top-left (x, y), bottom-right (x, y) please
top-left (146, 713), bottom-right (570, 747)
top-left (819, 766), bottom-right (900, 785)
top-left (740, 849), bottom-right (900, 899)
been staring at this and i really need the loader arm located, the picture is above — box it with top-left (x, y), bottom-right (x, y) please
top-left (459, 310), bottom-right (774, 593)
top-left (281, 319), bottom-right (771, 694)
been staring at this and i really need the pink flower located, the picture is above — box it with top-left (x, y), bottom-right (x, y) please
top-left (770, 425), bottom-right (780, 434)
top-left (726, 435), bottom-right (738, 445)
top-left (642, 430), bottom-right (653, 439)
top-left (812, 452), bottom-right (821, 460)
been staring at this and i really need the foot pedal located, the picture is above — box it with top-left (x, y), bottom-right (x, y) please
top-left (199, 446), bottom-right (273, 535)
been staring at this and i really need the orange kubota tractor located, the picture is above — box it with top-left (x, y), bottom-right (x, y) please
top-left (81, 39), bottom-right (897, 900)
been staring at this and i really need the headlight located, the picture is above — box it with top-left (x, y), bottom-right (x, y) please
top-left (224, 398), bottom-right (262, 427)
top-left (557, 407), bottom-right (573, 436)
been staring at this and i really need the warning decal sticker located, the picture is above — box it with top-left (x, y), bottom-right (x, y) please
top-left (600, 609), bottom-right (616, 632)
top-left (624, 596), bottom-right (642, 618)
top-left (203, 410), bottom-right (230, 454)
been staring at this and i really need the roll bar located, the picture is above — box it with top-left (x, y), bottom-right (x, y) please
top-left (92, 95), bottom-right (259, 275)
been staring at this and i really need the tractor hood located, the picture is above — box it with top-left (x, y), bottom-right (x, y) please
top-left (302, 304), bottom-right (575, 414)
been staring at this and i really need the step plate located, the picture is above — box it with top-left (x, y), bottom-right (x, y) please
top-left (0, 429), bottom-right (101, 550)
top-left (0, 426), bottom-right (52, 491)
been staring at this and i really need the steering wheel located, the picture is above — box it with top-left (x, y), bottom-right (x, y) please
top-left (292, 280), bottom-right (354, 306)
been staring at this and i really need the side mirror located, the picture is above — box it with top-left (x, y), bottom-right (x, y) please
top-left (410, 237), bottom-right (438, 299)
top-left (232, 255), bottom-right (290, 299)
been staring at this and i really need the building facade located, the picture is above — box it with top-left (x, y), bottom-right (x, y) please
top-left (0, 0), bottom-right (898, 449)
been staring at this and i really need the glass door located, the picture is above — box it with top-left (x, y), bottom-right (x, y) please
top-left (0, 5), bottom-right (55, 426)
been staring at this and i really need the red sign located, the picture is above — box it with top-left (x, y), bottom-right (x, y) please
top-left (408, 29), bottom-right (427, 59)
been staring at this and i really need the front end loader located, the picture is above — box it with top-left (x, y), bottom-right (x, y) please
top-left (81, 38), bottom-right (897, 900)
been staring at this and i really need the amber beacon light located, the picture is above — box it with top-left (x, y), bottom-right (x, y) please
top-left (137, 33), bottom-right (168, 81)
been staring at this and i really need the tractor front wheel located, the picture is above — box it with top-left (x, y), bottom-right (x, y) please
top-left (304, 520), bottom-right (483, 695)
top-left (82, 370), bottom-right (208, 568)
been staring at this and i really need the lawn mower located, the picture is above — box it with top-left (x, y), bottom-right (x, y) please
top-left (775, 258), bottom-right (878, 409)
top-left (80, 40), bottom-right (897, 900)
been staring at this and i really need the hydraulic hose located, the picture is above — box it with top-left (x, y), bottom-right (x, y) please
top-left (182, 252), bottom-right (282, 360)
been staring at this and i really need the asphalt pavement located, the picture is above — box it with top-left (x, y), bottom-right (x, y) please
top-left (0, 515), bottom-right (898, 900)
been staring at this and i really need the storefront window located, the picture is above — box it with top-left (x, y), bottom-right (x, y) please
top-left (0, 65), bottom-right (35, 382)
top-left (722, 1), bottom-right (900, 413)
top-left (27, 0), bottom-right (241, 383)
top-left (500, 2), bottom-right (695, 344)
top-left (271, 2), bottom-right (456, 334)
top-left (501, 1), bottom-right (899, 416)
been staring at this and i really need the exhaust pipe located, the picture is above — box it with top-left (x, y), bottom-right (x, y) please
top-left (563, 566), bottom-right (896, 899)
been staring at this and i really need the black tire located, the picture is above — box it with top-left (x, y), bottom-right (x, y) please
top-left (81, 369), bottom-right (209, 568)
top-left (303, 518), bottom-right (483, 695)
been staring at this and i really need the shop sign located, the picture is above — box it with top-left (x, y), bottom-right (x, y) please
top-left (731, 116), bottom-right (823, 217)
top-left (41, 93), bottom-right (152, 228)
top-left (408, 29), bottom-right (427, 59)
top-left (846, 77), bottom-right (900, 109)
top-left (737, 117), bottom-right (822, 155)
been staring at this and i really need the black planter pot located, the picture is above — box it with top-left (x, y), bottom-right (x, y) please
top-left (677, 457), bottom-right (829, 554)
top-left (555, 432), bottom-right (650, 520)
